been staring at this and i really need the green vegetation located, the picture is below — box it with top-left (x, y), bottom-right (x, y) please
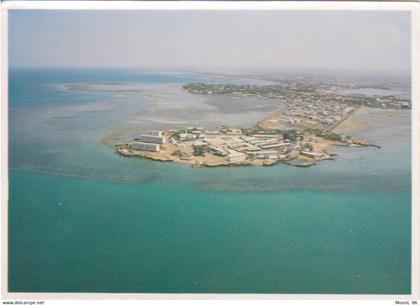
top-left (171, 129), bottom-right (187, 140)
top-left (324, 133), bottom-right (342, 142)
top-left (305, 128), bottom-right (343, 142)
top-left (241, 127), bottom-right (282, 136)
top-left (184, 83), bottom-right (410, 110)
top-left (305, 128), bottom-right (324, 137)
top-left (282, 129), bottom-right (300, 142)
top-left (183, 83), bottom-right (292, 98)
top-left (193, 145), bottom-right (207, 156)
top-left (241, 127), bottom-right (301, 142)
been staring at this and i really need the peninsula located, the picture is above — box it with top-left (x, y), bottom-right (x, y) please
top-left (114, 79), bottom-right (410, 168)
top-left (115, 126), bottom-right (376, 168)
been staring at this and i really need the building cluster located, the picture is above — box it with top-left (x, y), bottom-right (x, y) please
top-left (124, 124), bottom-right (336, 165)
top-left (173, 128), bottom-right (295, 163)
top-left (131, 131), bottom-right (165, 152)
top-left (269, 99), bottom-right (356, 131)
top-left (184, 81), bottom-right (411, 115)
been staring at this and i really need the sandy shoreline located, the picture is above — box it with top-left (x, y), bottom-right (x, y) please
top-left (85, 80), bottom-right (407, 169)
top-left (332, 106), bottom-right (370, 133)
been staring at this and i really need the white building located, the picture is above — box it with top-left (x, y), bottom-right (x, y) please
top-left (301, 151), bottom-right (319, 158)
top-left (253, 134), bottom-right (278, 138)
top-left (401, 102), bottom-right (410, 109)
top-left (131, 142), bottom-right (160, 152)
top-left (225, 129), bottom-right (242, 136)
top-left (208, 145), bottom-right (227, 156)
top-left (248, 150), bottom-right (278, 159)
top-left (146, 130), bottom-right (163, 137)
top-left (261, 143), bottom-right (290, 150)
top-left (204, 130), bottom-right (220, 135)
top-left (139, 134), bottom-right (165, 144)
top-left (227, 151), bottom-right (246, 163)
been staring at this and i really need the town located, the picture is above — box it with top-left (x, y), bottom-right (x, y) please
top-left (115, 125), bottom-right (375, 168)
top-left (113, 78), bottom-right (411, 167)
top-left (183, 81), bottom-right (410, 111)
top-left (184, 83), bottom-right (410, 131)
top-left (114, 78), bottom-right (409, 167)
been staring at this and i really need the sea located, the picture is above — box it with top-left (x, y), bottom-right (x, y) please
top-left (8, 68), bottom-right (411, 294)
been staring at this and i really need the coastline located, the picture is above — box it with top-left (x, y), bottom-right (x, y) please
top-left (8, 68), bottom-right (411, 294)
top-left (113, 93), bottom-right (385, 169)
top-left (115, 128), bottom-right (358, 168)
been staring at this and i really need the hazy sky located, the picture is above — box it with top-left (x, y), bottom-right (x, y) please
top-left (9, 10), bottom-right (410, 72)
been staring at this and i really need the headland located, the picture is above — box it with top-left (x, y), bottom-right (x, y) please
top-left (115, 80), bottom-right (409, 168)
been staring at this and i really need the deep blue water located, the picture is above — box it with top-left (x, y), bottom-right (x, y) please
top-left (8, 68), bottom-right (412, 294)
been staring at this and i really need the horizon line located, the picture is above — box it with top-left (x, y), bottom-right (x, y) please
top-left (8, 66), bottom-right (411, 75)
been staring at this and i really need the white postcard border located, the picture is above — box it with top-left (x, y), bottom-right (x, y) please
top-left (0, 1), bottom-right (418, 302)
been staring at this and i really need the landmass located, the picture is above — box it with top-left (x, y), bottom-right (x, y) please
top-left (115, 125), bottom-right (379, 168)
top-left (115, 79), bottom-right (409, 168)
top-left (183, 77), bottom-right (410, 110)
top-left (184, 83), bottom-right (410, 130)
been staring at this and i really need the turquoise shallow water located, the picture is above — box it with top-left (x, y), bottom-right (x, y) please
top-left (9, 172), bottom-right (411, 293)
top-left (8, 68), bottom-right (411, 293)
